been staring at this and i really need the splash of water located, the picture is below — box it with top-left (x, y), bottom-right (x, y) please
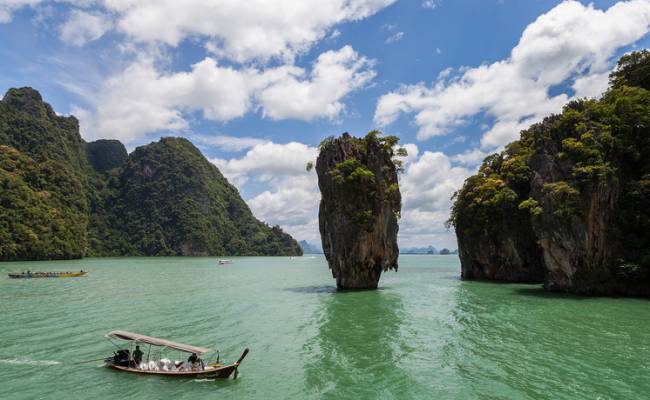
top-left (0, 358), bottom-right (61, 366)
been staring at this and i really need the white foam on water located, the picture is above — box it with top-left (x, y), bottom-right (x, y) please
top-left (0, 358), bottom-right (61, 366)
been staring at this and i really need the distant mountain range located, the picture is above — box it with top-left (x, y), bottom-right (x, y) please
top-left (400, 246), bottom-right (438, 254)
top-left (400, 246), bottom-right (458, 255)
top-left (299, 241), bottom-right (457, 255)
top-left (299, 240), bottom-right (323, 254)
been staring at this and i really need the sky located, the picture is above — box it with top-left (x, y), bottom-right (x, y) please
top-left (1, 0), bottom-right (650, 249)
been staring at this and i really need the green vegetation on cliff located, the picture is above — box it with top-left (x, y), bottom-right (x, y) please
top-left (85, 139), bottom-right (128, 172)
top-left (320, 131), bottom-right (403, 231)
top-left (100, 137), bottom-right (301, 256)
top-left (0, 88), bottom-right (90, 260)
top-left (316, 131), bottom-right (403, 289)
top-left (0, 87), bottom-right (301, 260)
top-left (0, 145), bottom-right (87, 260)
top-left (450, 50), bottom-right (650, 295)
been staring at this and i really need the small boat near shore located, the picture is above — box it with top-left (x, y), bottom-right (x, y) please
top-left (8, 270), bottom-right (88, 279)
top-left (103, 330), bottom-right (249, 379)
top-left (218, 259), bottom-right (233, 265)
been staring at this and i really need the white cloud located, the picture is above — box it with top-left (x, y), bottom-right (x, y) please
top-left (398, 209), bottom-right (457, 248)
top-left (247, 174), bottom-right (320, 243)
top-left (399, 143), bottom-right (419, 165)
top-left (211, 141), bottom-right (318, 185)
top-left (59, 9), bottom-right (112, 46)
top-left (451, 148), bottom-right (489, 167)
top-left (385, 31), bottom-right (404, 44)
top-left (3, 1), bottom-right (394, 61)
top-left (422, 0), bottom-right (439, 9)
top-left (397, 149), bottom-right (473, 248)
top-left (400, 150), bottom-right (471, 212)
top-left (211, 141), bottom-right (320, 242)
top-left (572, 70), bottom-right (611, 99)
top-left (375, 0), bottom-right (650, 149)
top-left (248, 180), bottom-right (320, 227)
top-left (3, 2), bottom-right (382, 142)
top-left (257, 46), bottom-right (375, 121)
top-left (0, 0), bottom-right (41, 23)
top-left (103, 0), bottom-right (395, 63)
top-left (77, 47), bottom-right (374, 143)
top-left (192, 134), bottom-right (269, 152)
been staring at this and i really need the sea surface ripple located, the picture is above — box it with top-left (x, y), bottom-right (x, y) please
top-left (1, 256), bottom-right (649, 399)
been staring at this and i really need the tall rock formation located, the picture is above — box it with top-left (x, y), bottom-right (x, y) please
top-left (316, 132), bottom-right (402, 289)
top-left (450, 50), bottom-right (650, 296)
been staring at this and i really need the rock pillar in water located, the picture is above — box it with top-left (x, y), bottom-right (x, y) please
top-left (316, 132), bottom-right (402, 289)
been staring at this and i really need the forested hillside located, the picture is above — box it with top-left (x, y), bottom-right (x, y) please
top-left (0, 88), bottom-right (301, 260)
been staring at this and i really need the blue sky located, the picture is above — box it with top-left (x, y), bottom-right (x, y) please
top-left (1, 0), bottom-right (650, 248)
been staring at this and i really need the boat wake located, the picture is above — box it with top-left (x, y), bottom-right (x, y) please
top-left (0, 358), bottom-right (61, 366)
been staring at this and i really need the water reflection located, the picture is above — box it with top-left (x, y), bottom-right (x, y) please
top-left (284, 285), bottom-right (337, 294)
top-left (446, 281), bottom-right (650, 400)
top-left (303, 291), bottom-right (418, 399)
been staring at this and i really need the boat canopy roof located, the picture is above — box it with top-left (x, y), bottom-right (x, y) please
top-left (105, 330), bottom-right (212, 355)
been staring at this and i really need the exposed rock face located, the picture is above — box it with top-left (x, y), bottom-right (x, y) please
top-left (316, 132), bottom-right (401, 289)
top-left (452, 139), bottom-right (545, 283)
top-left (451, 51), bottom-right (650, 296)
top-left (527, 126), bottom-right (620, 294)
top-left (456, 210), bottom-right (544, 283)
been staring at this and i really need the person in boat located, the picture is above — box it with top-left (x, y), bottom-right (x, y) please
top-left (132, 345), bottom-right (144, 367)
top-left (187, 353), bottom-right (204, 370)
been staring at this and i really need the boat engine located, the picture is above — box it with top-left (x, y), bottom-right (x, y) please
top-left (109, 349), bottom-right (131, 366)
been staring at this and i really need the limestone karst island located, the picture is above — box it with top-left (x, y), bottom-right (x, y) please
top-left (2, 1), bottom-right (650, 399)
top-left (316, 132), bottom-right (402, 289)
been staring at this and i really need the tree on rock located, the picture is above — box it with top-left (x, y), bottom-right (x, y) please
top-left (316, 131), bottom-right (404, 289)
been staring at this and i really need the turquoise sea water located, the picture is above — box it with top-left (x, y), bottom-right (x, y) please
top-left (1, 255), bottom-right (649, 399)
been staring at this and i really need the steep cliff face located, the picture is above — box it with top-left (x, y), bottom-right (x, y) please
top-left (316, 132), bottom-right (402, 289)
top-left (451, 51), bottom-right (650, 296)
top-left (453, 147), bottom-right (545, 282)
top-left (456, 213), bottom-right (544, 283)
top-left (526, 115), bottom-right (620, 294)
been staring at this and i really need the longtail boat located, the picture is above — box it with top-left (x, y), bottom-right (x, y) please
top-left (8, 270), bottom-right (88, 279)
top-left (103, 330), bottom-right (249, 379)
